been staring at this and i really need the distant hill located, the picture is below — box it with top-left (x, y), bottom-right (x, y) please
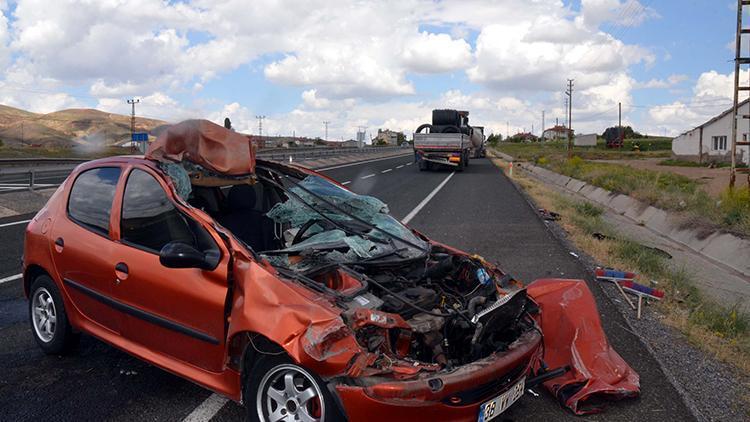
top-left (0, 104), bottom-right (167, 148)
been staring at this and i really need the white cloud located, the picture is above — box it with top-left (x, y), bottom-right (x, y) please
top-left (579, 0), bottom-right (659, 29)
top-left (0, 0), bottom-right (666, 141)
top-left (401, 32), bottom-right (472, 73)
top-left (645, 70), bottom-right (750, 135)
top-left (634, 73), bottom-right (688, 89)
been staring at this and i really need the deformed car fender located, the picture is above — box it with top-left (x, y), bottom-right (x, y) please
top-left (225, 248), bottom-right (369, 379)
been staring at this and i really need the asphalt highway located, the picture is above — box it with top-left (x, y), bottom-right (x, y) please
top-left (0, 155), bottom-right (695, 421)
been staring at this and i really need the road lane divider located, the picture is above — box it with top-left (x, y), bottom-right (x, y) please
top-left (381, 169), bottom-right (392, 173)
top-left (0, 273), bottom-right (22, 285)
top-left (316, 153), bottom-right (411, 171)
top-left (401, 172), bottom-right (455, 225)
top-left (341, 181), bottom-right (351, 185)
top-left (361, 174), bottom-right (375, 179)
top-left (406, 162), bottom-right (413, 166)
top-left (396, 165), bottom-right (404, 169)
top-left (182, 393), bottom-right (229, 422)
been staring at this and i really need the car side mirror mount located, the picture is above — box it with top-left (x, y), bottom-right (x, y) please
top-left (159, 242), bottom-right (219, 270)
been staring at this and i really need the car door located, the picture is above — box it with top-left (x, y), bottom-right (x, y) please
top-left (109, 166), bottom-right (229, 372)
top-left (49, 166), bottom-right (124, 334)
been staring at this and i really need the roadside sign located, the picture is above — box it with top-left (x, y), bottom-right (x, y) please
top-left (131, 132), bottom-right (149, 142)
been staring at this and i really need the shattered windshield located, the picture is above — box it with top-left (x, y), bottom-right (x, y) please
top-left (261, 173), bottom-right (428, 271)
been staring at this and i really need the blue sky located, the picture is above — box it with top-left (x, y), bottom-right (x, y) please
top-left (0, 0), bottom-right (745, 139)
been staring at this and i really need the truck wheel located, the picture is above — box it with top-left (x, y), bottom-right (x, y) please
top-left (29, 274), bottom-right (79, 355)
top-left (418, 159), bottom-right (427, 171)
top-left (244, 354), bottom-right (344, 422)
top-left (464, 152), bottom-right (470, 167)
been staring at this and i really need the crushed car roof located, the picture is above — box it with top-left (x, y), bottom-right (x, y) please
top-left (146, 119), bottom-right (256, 175)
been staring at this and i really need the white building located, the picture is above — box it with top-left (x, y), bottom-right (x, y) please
top-left (574, 133), bottom-right (597, 146)
top-left (672, 99), bottom-right (750, 164)
top-left (375, 129), bottom-right (400, 145)
top-left (541, 125), bottom-right (570, 141)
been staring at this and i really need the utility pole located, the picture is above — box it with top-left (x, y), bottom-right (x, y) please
top-left (256, 115), bottom-right (266, 137)
top-left (541, 110), bottom-right (545, 139)
top-left (323, 121), bottom-right (330, 141)
top-left (565, 79), bottom-right (574, 158)
top-left (127, 98), bottom-right (140, 153)
top-left (730, 0), bottom-right (750, 189)
top-left (564, 97), bottom-right (568, 128)
top-left (506, 121), bottom-right (509, 139)
top-left (618, 102), bottom-right (622, 144)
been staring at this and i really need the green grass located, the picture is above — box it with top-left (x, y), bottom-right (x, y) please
top-left (497, 144), bottom-right (750, 237)
top-left (496, 140), bottom-right (671, 162)
top-left (537, 187), bottom-right (750, 370)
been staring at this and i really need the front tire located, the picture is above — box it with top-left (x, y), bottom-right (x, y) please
top-left (29, 274), bottom-right (79, 354)
top-left (244, 355), bottom-right (344, 422)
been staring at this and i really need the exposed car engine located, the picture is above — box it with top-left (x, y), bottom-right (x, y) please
top-left (301, 247), bottom-right (534, 370)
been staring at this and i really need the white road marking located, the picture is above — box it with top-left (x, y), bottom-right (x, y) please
top-left (182, 393), bottom-right (228, 422)
top-left (405, 162), bottom-right (413, 166)
top-left (0, 273), bottom-right (22, 285)
top-left (361, 174), bottom-right (375, 179)
top-left (341, 181), bottom-right (351, 185)
top-left (316, 153), bottom-right (411, 171)
top-left (401, 172), bottom-right (455, 225)
top-left (0, 219), bottom-right (31, 228)
top-left (381, 169), bottom-right (392, 173)
top-left (396, 165), bottom-right (404, 169)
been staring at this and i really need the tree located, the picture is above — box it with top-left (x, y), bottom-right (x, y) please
top-left (314, 137), bottom-right (326, 146)
top-left (602, 125), bottom-right (643, 141)
top-left (396, 132), bottom-right (406, 144)
top-left (374, 138), bottom-right (388, 146)
top-left (486, 133), bottom-right (502, 146)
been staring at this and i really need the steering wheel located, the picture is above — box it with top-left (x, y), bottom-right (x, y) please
top-left (291, 219), bottom-right (325, 245)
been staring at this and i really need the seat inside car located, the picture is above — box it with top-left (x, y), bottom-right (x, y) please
top-left (216, 184), bottom-right (276, 251)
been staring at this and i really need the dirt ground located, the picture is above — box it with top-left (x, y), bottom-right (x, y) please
top-left (597, 157), bottom-right (749, 197)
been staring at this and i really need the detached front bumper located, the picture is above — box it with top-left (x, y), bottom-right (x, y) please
top-left (333, 329), bottom-right (542, 421)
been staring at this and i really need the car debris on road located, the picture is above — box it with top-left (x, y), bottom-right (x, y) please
top-left (22, 119), bottom-right (641, 421)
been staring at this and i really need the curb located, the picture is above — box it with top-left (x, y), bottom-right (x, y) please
top-left (487, 151), bottom-right (707, 422)
top-left (500, 153), bottom-right (750, 279)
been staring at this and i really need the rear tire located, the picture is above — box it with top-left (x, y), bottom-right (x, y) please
top-left (29, 274), bottom-right (79, 355)
top-left (244, 354), bottom-right (344, 422)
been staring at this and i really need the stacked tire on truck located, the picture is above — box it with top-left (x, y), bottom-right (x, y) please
top-left (413, 109), bottom-right (486, 172)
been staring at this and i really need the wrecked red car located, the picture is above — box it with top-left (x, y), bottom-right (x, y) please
top-left (23, 120), bottom-right (638, 421)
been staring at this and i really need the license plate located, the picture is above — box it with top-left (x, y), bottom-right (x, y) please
top-left (478, 377), bottom-right (525, 422)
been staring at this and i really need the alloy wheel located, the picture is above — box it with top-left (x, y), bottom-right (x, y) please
top-left (256, 364), bottom-right (325, 422)
top-left (32, 287), bottom-right (57, 343)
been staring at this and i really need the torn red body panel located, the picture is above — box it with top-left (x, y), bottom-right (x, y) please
top-left (146, 119), bottom-right (256, 175)
top-left (526, 278), bottom-right (640, 414)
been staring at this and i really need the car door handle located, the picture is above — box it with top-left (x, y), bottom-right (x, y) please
top-left (115, 262), bottom-right (129, 274)
top-left (55, 237), bottom-right (64, 247)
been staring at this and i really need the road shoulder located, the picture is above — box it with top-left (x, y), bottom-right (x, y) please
top-left (490, 155), bottom-right (749, 422)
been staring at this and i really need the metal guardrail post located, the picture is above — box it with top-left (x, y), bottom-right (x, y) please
top-left (29, 170), bottom-right (35, 191)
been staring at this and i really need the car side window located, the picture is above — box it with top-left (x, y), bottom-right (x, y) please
top-left (121, 169), bottom-right (214, 254)
top-left (68, 167), bottom-right (121, 236)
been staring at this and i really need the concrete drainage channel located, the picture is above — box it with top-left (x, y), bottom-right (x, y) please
top-left (495, 151), bottom-right (750, 281)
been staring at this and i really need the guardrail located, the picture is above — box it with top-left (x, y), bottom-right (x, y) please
top-left (0, 146), bottom-right (409, 192)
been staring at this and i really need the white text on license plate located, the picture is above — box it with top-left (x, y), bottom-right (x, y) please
top-left (478, 377), bottom-right (525, 422)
